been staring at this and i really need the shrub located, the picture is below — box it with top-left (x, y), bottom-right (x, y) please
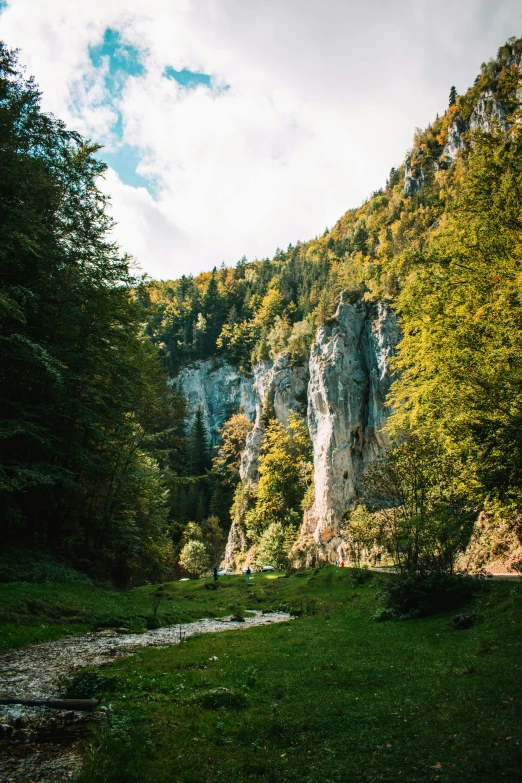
top-left (376, 571), bottom-right (481, 619)
top-left (228, 603), bottom-right (245, 621)
top-left (0, 547), bottom-right (93, 584)
top-left (349, 567), bottom-right (374, 585)
top-left (65, 670), bottom-right (120, 698)
top-left (179, 540), bottom-right (210, 578)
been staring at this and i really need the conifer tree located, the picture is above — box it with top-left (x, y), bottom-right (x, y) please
top-left (187, 409), bottom-right (210, 475)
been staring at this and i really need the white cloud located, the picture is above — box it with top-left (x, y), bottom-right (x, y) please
top-left (1, 0), bottom-right (521, 278)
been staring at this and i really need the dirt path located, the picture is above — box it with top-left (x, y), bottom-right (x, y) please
top-left (0, 611), bottom-right (292, 782)
top-left (367, 567), bottom-right (521, 581)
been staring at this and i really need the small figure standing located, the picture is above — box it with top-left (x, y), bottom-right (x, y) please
top-left (335, 559), bottom-right (339, 567)
top-left (245, 567), bottom-right (251, 582)
top-left (340, 560), bottom-right (345, 568)
top-left (213, 564), bottom-right (218, 582)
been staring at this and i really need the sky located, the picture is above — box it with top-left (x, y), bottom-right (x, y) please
top-left (1, 1), bottom-right (521, 280)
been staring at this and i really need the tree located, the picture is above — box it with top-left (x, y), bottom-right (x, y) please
top-left (255, 522), bottom-right (288, 569)
top-left (179, 540), bottom-right (210, 577)
top-left (390, 131), bottom-right (522, 505)
top-left (362, 435), bottom-right (474, 574)
top-left (187, 409), bottom-right (210, 475)
top-left (181, 522), bottom-right (203, 546)
top-left (212, 413), bottom-right (252, 487)
top-left (245, 413), bottom-right (312, 541)
top-left (342, 505), bottom-right (379, 567)
top-left (449, 85), bottom-right (457, 106)
top-left (0, 43), bottom-right (178, 582)
top-left (203, 515), bottom-right (226, 564)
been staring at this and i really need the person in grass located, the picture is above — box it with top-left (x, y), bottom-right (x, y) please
top-left (213, 564), bottom-right (218, 582)
top-left (245, 567), bottom-right (251, 582)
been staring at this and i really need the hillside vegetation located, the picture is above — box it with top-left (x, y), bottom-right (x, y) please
top-left (140, 37), bottom-right (522, 575)
top-left (1, 37), bottom-right (522, 580)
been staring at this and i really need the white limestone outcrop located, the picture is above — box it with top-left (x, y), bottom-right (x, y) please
top-left (304, 293), bottom-right (400, 557)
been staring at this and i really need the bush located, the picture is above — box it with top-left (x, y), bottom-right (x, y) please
top-left (0, 548), bottom-right (92, 584)
top-left (228, 603), bottom-right (245, 621)
top-left (376, 571), bottom-right (481, 619)
top-left (349, 567), bottom-right (374, 585)
top-left (65, 670), bottom-right (120, 698)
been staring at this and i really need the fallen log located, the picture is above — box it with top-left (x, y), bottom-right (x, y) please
top-left (0, 698), bottom-right (99, 711)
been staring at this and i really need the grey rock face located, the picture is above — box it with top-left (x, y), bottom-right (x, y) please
top-left (403, 154), bottom-right (424, 196)
top-left (443, 116), bottom-right (466, 162)
top-left (179, 300), bottom-right (399, 566)
top-left (174, 355), bottom-right (308, 569)
top-left (469, 88), bottom-right (510, 133)
top-left (175, 360), bottom-right (256, 447)
top-left (223, 519), bottom-right (247, 568)
top-left (305, 294), bottom-right (400, 557)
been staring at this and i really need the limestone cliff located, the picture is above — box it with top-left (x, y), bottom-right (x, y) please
top-left (212, 293), bottom-right (399, 568)
top-left (175, 359), bottom-right (256, 448)
top-left (303, 294), bottom-right (400, 558)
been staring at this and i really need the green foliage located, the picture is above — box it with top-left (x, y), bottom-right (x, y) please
top-left (203, 515), bottom-right (227, 564)
top-left (363, 434), bottom-right (475, 574)
top-left (342, 505), bottom-right (379, 567)
top-left (178, 540), bottom-right (210, 577)
top-left (389, 129), bottom-right (522, 547)
top-left (0, 548), bottom-right (92, 584)
top-left (349, 566), bottom-right (374, 586)
top-left (0, 44), bottom-right (180, 583)
top-left (449, 85), bottom-right (457, 106)
top-left (244, 413), bottom-right (312, 542)
top-left (255, 522), bottom-right (288, 568)
top-left (211, 413), bottom-right (252, 488)
top-left (376, 571), bottom-right (480, 620)
top-left (186, 408), bottom-right (210, 476)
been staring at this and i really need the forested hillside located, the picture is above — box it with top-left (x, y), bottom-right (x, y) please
top-left (2, 37), bottom-right (522, 582)
top-left (140, 36), bottom-right (522, 575)
top-left (141, 37), bottom-right (522, 378)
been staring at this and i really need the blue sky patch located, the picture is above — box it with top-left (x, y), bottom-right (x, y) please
top-left (164, 66), bottom-right (212, 88)
top-left (88, 28), bottom-right (152, 192)
top-left (89, 28), bottom-right (144, 86)
top-left (86, 29), bottom-right (222, 194)
top-left (101, 145), bottom-right (150, 190)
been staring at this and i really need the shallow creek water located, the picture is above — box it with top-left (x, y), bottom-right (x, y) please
top-left (0, 611), bottom-right (292, 782)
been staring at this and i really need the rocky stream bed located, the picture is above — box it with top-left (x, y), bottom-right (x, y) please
top-left (0, 611), bottom-right (292, 782)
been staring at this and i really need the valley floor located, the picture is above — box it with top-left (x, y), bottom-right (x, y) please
top-left (1, 568), bottom-right (522, 782)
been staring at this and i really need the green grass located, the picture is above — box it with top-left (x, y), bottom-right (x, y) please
top-left (63, 567), bottom-right (522, 783)
top-left (0, 572), bottom-right (288, 653)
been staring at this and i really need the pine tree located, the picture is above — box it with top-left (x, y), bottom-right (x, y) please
top-left (187, 409), bottom-right (210, 475)
top-left (201, 268), bottom-right (224, 356)
top-left (449, 85), bottom-right (457, 106)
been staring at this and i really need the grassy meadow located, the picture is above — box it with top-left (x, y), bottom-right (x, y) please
top-left (1, 567), bottom-right (521, 781)
top-left (1, 567), bottom-right (514, 783)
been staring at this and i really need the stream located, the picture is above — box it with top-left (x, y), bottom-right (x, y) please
top-left (0, 610), bottom-right (292, 782)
